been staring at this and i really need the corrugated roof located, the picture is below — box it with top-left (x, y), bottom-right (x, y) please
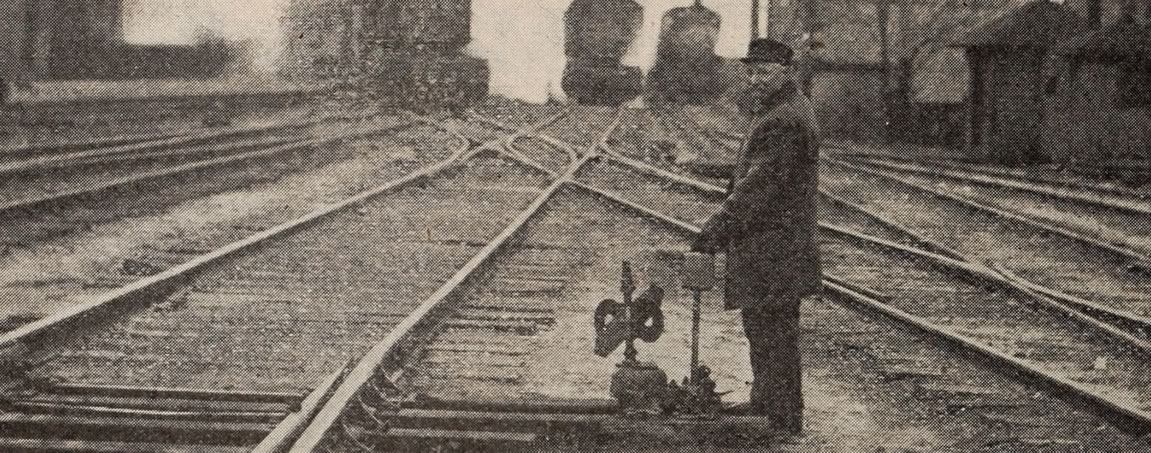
top-left (953, 1), bottom-right (1082, 49)
top-left (1054, 14), bottom-right (1151, 60)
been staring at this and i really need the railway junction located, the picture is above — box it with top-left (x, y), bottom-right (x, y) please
top-left (0, 96), bottom-right (1148, 451)
top-left (4, 0), bottom-right (1151, 451)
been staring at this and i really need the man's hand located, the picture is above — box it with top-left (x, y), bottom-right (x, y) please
top-left (693, 210), bottom-right (736, 254)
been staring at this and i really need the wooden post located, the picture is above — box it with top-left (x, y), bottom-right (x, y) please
top-left (751, 0), bottom-right (761, 40)
top-left (765, 0), bottom-right (774, 39)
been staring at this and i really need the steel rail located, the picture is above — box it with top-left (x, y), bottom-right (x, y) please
top-left (0, 111), bottom-right (360, 175)
top-left (839, 154), bottom-right (1151, 217)
top-left (659, 117), bottom-right (1151, 330)
top-left (0, 110), bottom-right (570, 452)
top-left (0, 128), bottom-right (445, 363)
top-left (468, 111), bottom-right (584, 177)
top-left (818, 190), bottom-right (968, 262)
top-left (286, 111), bottom-right (622, 452)
top-left (818, 223), bottom-right (1151, 353)
top-left (467, 110), bottom-right (570, 162)
top-left (456, 112), bottom-right (570, 179)
top-left (832, 152), bottom-right (1151, 200)
top-left (520, 122), bottom-right (1151, 345)
top-left (594, 145), bottom-right (1151, 349)
top-left (243, 111), bottom-right (575, 451)
top-left (823, 157), bottom-right (1151, 268)
top-left (564, 174), bottom-right (1151, 434)
top-left (0, 130), bottom-right (189, 158)
top-left (0, 110), bottom-right (565, 371)
top-left (0, 119), bottom-right (418, 217)
top-left (816, 187), bottom-right (1151, 336)
top-left (41, 133), bottom-right (305, 169)
top-left (251, 367), bottom-right (346, 453)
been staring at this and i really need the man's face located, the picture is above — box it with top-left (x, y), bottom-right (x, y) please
top-left (746, 62), bottom-right (789, 92)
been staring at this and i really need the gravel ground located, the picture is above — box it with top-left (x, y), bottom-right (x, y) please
top-left (404, 189), bottom-right (1148, 452)
top-left (0, 118), bottom-right (457, 328)
top-left (6, 104), bottom-right (1150, 450)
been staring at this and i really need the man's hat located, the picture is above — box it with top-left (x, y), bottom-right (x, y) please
top-left (740, 39), bottom-right (794, 65)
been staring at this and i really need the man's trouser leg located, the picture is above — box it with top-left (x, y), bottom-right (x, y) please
top-left (742, 299), bottom-right (803, 433)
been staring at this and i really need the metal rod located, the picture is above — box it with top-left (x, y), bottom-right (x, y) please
top-left (621, 262), bottom-right (638, 363)
top-left (690, 289), bottom-right (702, 383)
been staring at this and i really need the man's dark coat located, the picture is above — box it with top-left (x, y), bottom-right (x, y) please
top-left (706, 84), bottom-right (821, 310)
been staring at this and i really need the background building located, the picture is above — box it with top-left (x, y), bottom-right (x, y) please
top-left (955, 1), bottom-right (1082, 163)
top-left (1043, 13), bottom-right (1151, 165)
top-left (1, 0), bottom-right (247, 82)
top-left (759, 0), bottom-right (1023, 145)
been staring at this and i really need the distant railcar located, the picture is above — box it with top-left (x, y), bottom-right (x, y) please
top-left (564, 0), bottom-right (642, 62)
top-left (562, 0), bottom-right (644, 106)
top-left (646, 3), bottom-right (727, 104)
top-left (562, 62), bottom-right (642, 106)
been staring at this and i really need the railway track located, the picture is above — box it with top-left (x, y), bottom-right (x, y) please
top-left (573, 141), bottom-right (1151, 433)
top-left (0, 110), bottom-right (401, 216)
top-left (0, 130), bottom-right (189, 160)
top-left (654, 120), bottom-right (1151, 339)
top-left (832, 154), bottom-right (1151, 198)
top-left (284, 109), bottom-right (622, 451)
top-left (818, 161), bottom-right (1151, 330)
top-left (0, 106), bottom-right (366, 167)
top-left (278, 113), bottom-right (1151, 451)
top-left (833, 154), bottom-right (1151, 260)
top-left (5, 106), bottom-right (1147, 450)
top-left (0, 112), bottom-right (444, 334)
top-left (0, 110), bottom-right (570, 451)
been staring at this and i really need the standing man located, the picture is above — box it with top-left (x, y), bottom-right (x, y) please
top-left (692, 39), bottom-right (820, 434)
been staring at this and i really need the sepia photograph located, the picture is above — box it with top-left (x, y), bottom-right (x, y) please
top-left (1, 0), bottom-right (1150, 451)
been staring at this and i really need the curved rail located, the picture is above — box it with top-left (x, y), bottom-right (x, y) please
top-left (0, 110), bottom-right (570, 452)
top-left (285, 111), bottom-right (622, 452)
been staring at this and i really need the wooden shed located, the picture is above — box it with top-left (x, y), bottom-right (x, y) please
top-left (1044, 15), bottom-right (1151, 165)
top-left (954, 1), bottom-right (1082, 163)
